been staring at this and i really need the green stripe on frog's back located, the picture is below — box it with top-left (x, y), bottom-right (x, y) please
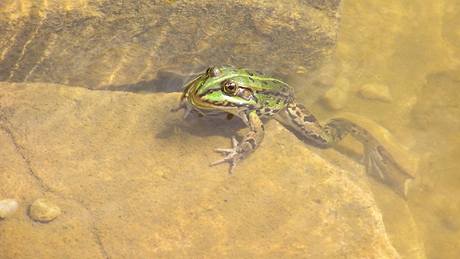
top-left (253, 80), bottom-right (293, 98)
top-left (216, 68), bottom-right (292, 94)
top-left (249, 76), bottom-right (294, 107)
top-left (238, 69), bottom-right (293, 97)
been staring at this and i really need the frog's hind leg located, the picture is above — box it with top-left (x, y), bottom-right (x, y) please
top-left (362, 140), bottom-right (414, 197)
top-left (275, 103), bottom-right (413, 197)
top-left (344, 119), bottom-right (414, 196)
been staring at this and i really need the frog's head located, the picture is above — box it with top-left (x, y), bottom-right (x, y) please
top-left (182, 66), bottom-right (259, 114)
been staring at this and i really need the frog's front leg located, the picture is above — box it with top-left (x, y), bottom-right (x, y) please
top-left (210, 110), bottom-right (264, 173)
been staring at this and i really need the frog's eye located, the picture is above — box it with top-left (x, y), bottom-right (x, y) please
top-left (206, 67), bottom-right (221, 77)
top-left (222, 80), bottom-right (238, 94)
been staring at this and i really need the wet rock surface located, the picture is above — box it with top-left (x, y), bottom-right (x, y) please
top-left (0, 0), bottom-right (340, 91)
top-left (0, 82), bottom-right (405, 258)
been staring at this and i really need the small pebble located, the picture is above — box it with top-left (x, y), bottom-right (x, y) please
top-left (0, 199), bottom-right (19, 219)
top-left (358, 83), bottom-right (393, 102)
top-left (29, 198), bottom-right (61, 223)
top-left (322, 77), bottom-right (350, 110)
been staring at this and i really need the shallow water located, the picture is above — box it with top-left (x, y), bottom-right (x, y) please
top-left (314, 1), bottom-right (460, 258)
top-left (0, 0), bottom-right (459, 258)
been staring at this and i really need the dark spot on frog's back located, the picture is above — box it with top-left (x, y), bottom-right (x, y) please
top-left (297, 103), bottom-right (306, 109)
top-left (295, 110), bottom-right (302, 117)
top-left (304, 115), bottom-right (317, 122)
top-left (264, 107), bottom-right (271, 113)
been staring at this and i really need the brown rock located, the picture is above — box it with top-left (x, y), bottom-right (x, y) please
top-left (29, 198), bottom-right (61, 223)
top-left (0, 0), bottom-right (341, 91)
top-left (322, 77), bottom-right (350, 110)
top-left (358, 83), bottom-right (393, 102)
top-left (0, 82), bottom-right (412, 258)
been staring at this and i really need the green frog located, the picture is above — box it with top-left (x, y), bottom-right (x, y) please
top-left (173, 66), bottom-right (414, 196)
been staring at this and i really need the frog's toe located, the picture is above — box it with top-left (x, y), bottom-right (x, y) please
top-left (210, 155), bottom-right (230, 166)
top-left (230, 136), bottom-right (238, 148)
top-left (210, 137), bottom-right (241, 174)
top-left (210, 152), bottom-right (239, 174)
top-left (210, 149), bottom-right (238, 166)
top-left (215, 148), bottom-right (234, 154)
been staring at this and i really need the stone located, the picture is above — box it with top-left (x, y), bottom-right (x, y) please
top-left (29, 198), bottom-right (61, 223)
top-left (0, 0), bottom-right (341, 91)
top-left (358, 83), bottom-right (393, 102)
top-left (0, 199), bottom-right (18, 219)
top-left (322, 77), bottom-right (350, 110)
top-left (0, 82), bottom-right (422, 258)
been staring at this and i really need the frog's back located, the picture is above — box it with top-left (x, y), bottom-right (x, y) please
top-left (223, 67), bottom-right (294, 117)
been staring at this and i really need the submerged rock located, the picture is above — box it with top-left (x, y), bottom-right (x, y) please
top-left (0, 199), bottom-right (19, 219)
top-left (0, 82), bottom-right (416, 258)
top-left (322, 77), bottom-right (350, 110)
top-left (358, 83), bottom-right (393, 102)
top-left (0, 0), bottom-right (341, 90)
top-left (29, 198), bottom-right (61, 223)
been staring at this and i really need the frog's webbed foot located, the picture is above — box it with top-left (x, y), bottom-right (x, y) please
top-left (364, 144), bottom-right (414, 197)
top-left (210, 137), bottom-right (242, 174)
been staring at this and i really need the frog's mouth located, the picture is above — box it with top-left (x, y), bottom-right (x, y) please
top-left (180, 74), bottom-right (204, 101)
top-left (191, 93), bottom-right (241, 114)
top-left (181, 75), bottom-right (221, 108)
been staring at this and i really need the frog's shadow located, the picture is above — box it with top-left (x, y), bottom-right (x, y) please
top-left (156, 112), bottom-right (246, 140)
top-left (156, 111), bottom-right (363, 167)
